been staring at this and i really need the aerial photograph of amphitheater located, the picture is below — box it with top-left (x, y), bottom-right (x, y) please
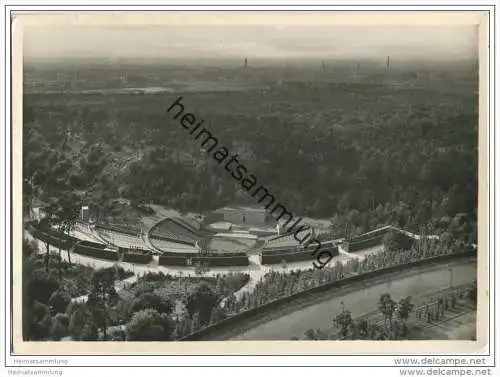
top-left (21, 16), bottom-right (478, 343)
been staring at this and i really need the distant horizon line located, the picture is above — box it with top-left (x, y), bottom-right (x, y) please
top-left (24, 54), bottom-right (477, 64)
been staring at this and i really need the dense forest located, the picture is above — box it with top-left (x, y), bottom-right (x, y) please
top-left (23, 63), bottom-right (478, 241)
top-left (22, 237), bottom-right (249, 341)
top-left (21, 61), bottom-right (478, 341)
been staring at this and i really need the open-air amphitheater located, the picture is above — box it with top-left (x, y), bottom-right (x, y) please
top-left (25, 204), bottom-right (442, 284)
top-left (24, 204), bottom-right (478, 340)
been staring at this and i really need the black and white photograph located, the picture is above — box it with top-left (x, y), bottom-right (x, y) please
top-left (10, 9), bottom-right (491, 361)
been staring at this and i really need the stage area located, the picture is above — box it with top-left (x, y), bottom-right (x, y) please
top-left (206, 232), bottom-right (258, 253)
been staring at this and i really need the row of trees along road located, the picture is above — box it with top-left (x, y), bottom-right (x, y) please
top-left (299, 281), bottom-right (477, 341)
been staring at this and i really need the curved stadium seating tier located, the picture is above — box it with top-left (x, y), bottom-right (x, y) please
top-left (26, 224), bottom-right (119, 261)
top-left (149, 217), bottom-right (201, 246)
top-left (260, 245), bottom-right (339, 265)
top-left (98, 228), bottom-right (150, 250)
top-left (149, 232), bottom-right (197, 246)
top-left (70, 226), bottom-right (103, 243)
top-left (78, 240), bottom-right (107, 249)
top-left (96, 223), bottom-right (142, 236)
top-left (248, 228), bottom-right (277, 237)
top-left (174, 217), bottom-right (202, 232)
top-left (149, 236), bottom-right (200, 253)
top-left (265, 233), bottom-right (297, 247)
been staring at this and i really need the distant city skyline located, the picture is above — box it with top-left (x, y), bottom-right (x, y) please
top-left (23, 23), bottom-right (478, 61)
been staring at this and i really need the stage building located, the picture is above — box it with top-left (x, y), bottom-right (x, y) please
top-left (204, 205), bottom-right (275, 227)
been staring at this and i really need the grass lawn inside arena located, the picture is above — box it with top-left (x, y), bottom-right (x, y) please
top-left (212, 257), bottom-right (476, 340)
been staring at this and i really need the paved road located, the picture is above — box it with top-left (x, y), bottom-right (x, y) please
top-left (220, 258), bottom-right (476, 340)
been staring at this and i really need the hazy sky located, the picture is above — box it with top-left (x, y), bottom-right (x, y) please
top-left (23, 24), bottom-right (478, 60)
